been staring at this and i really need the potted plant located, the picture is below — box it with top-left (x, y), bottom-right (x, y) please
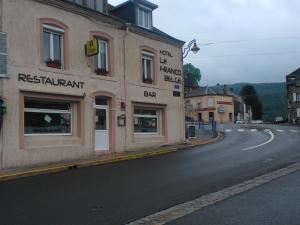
top-left (46, 59), bottom-right (62, 69)
top-left (95, 68), bottom-right (109, 76)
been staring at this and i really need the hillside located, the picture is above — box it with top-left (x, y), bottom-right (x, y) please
top-left (227, 83), bottom-right (287, 121)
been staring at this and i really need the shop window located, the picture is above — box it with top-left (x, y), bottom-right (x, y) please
top-left (94, 39), bottom-right (109, 76)
top-left (137, 6), bottom-right (152, 29)
top-left (134, 108), bottom-right (159, 134)
top-left (24, 100), bottom-right (72, 135)
top-left (142, 51), bottom-right (154, 84)
top-left (43, 24), bottom-right (65, 69)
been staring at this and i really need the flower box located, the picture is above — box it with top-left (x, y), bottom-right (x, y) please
top-left (46, 60), bottom-right (62, 69)
top-left (95, 68), bottom-right (109, 76)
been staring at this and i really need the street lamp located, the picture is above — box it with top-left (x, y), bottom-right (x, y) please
top-left (182, 39), bottom-right (200, 59)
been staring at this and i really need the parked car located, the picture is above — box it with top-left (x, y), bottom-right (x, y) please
top-left (251, 120), bottom-right (264, 124)
top-left (235, 120), bottom-right (245, 124)
top-left (274, 116), bottom-right (284, 124)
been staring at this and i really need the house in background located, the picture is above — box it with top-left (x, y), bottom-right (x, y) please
top-left (185, 85), bottom-right (252, 123)
top-left (185, 86), bottom-right (235, 124)
top-left (286, 68), bottom-right (300, 124)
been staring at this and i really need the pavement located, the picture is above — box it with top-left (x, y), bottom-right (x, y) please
top-left (168, 167), bottom-right (300, 225)
top-left (1, 124), bottom-right (299, 225)
top-left (0, 131), bottom-right (221, 182)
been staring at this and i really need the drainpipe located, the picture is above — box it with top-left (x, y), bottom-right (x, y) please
top-left (122, 23), bottom-right (130, 152)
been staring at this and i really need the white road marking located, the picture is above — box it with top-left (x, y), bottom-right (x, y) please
top-left (290, 130), bottom-right (299, 133)
top-left (250, 129), bottom-right (257, 132)
top-left (242, 129), bottom-right (275, 151)
top-left (276, 130), bottom-right (284, 132)
top-left (225, 129), bottom-right (232, 133)
top-left (238, 129), bottom-right (245, 132)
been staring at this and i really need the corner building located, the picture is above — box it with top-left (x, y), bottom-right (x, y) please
top-left (0, 0), bottom-right (185, 168)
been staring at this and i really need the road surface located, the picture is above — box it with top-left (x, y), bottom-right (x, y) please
top-left (0, 124), bottom-right (299, 225)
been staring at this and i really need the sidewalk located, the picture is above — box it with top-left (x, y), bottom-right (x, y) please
top-left (0, 132), bottom-right (222, 182)
top-left (169, 166), bottom-right (300, 225)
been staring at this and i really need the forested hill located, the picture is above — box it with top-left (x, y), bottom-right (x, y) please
top-left (227, 83), bottom-right (287, 121)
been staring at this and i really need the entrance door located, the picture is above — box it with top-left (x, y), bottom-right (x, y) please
top-left (209, 112), bottom-right (215, 122)
top-left (95, 106), bottom-right (109, 151)
top-left (198, 113), bottom-right (202, 122)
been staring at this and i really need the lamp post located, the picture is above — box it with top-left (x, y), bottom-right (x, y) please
top-left (182, 39), bottom-right (200, 60)
top-left (182, 40), bottom-right (200, 138)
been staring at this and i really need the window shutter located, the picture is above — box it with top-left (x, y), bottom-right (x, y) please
top-left (0, 32), bottom-right (8, 76)
top-left (293, 93), bottom-right (297, 102)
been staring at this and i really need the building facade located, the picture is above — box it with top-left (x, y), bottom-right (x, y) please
top-left (286, 68), bottom-right (300, 124)
top-left (185, 87), bottom-right (235, 124)
top-left (0, 0), bottom-right (185, 168)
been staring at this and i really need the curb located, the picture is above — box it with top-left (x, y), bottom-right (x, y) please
top-left (0, 132), bottom-right (222, 182)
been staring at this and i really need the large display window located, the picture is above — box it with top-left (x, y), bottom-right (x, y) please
top-left (24, 100), bottom-right (72, 135)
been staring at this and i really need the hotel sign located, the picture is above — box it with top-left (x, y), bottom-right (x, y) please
top-left (18, 73), bottom-right (85, 89)
top-left (85, 38), bottom-right (99, 57)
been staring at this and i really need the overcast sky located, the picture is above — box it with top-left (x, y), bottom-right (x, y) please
top-left (109, 0), bottom-right (300, 86)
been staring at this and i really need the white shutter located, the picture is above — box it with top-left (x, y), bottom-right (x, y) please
top-left (0, 32), bottom-right (8, 76)
top-left (293, 93), bottom-right (297, 102)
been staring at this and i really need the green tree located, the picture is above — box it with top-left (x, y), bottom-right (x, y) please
top-left (240, 84), bottom-right (263, 120)
top-left (183, 63), bottom-right (201, 88)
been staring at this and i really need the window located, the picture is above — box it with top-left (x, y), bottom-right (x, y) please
top-left (67, 0), bottom-right (105, 13)
top-left (94, 39), bottom-right (109, 75)
top-left (208, 97), bottom-right (214, 107)
top-left (24, 100), bottom-right (72, 135)
top-left (142, 51), bottom-right (154, 83)
top-left (297, 108), bottom-right (300, 118)
top-left (43, 24), bottom-right (64, 69)
top-left (293, 93), bottom-right (300, 102)
top-left (0, 32), bottom-right (8, 76)
top-left (197, 103), bottom-right (202, 109)
top-left (134, 108), bottom-right (159, 134)
top-left (137, 6), bottom-right (152, 29)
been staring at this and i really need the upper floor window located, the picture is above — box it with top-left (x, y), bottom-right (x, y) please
top-left (142, 51), bottom-right (154, 84)
top-left (137, 6), bottom-right (152, 29)
top-left (43, 24), bottom-right (65, 69)
top-left (208, 97), bottom-right (214, 107)
top-left (293, 93), bottom-right (300, 102)
top-left (67, 0), bottom-right (105, 13)
top-left (94, 38), bottom-right (109, 76)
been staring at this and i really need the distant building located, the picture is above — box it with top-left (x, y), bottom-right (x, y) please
top-left (286, 68), bottom-right (300, 124)
top-left (185, 85), bottom-right (252, 123)
top-left (185, 86), bottom-right (235, 123)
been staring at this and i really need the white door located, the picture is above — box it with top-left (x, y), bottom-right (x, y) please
top-left (95, 106), bottom-right (109, 151)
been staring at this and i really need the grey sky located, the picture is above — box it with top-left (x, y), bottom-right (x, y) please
top-left (109, 0), bottom-right (300, 85)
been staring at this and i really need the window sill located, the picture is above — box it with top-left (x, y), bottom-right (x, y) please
top-left (39, 65), bottom-right (72, 76)
top-left (89, 73), bottom-right (118, 82)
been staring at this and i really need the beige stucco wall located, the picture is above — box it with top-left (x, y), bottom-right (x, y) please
top-left (0, 0), bottom-right (184, 168)
top-left (186, 95), bottom-right (234, 124)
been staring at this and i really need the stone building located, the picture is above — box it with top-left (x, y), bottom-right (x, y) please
top-left (286, 68), bottom-right (300, 124)
top-left (0, 0), bottom-right (185, 168)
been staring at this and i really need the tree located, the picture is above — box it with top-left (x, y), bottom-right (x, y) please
top-left (240, 84), bottom-right (263, 120)
top-left (183, 63), bottom-right (201, 88)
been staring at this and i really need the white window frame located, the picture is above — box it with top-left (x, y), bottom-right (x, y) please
top-left (97, 39), bottom-right (109, 70)
top-left (142, 51), bottom-right (154, 81)
top-left (0, 31), bottom-right (8, 77)
top-left (43, 24), bottom-right (64, 68)
top-left (294, 93), bottom-right (300, 102)
top-left (134, 108), bottom-right (160, 135)
top-left (297, 108), bottom-right (300, 118)
top-left (208, 97), bottom-right (214, 107)
top-left (24, 103), bottom-right (72, 136)
top-left (137, 5), bottom-right (152, 29)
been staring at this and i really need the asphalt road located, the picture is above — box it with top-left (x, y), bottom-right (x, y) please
top-left (1, 124), bottom-right (300, 225)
